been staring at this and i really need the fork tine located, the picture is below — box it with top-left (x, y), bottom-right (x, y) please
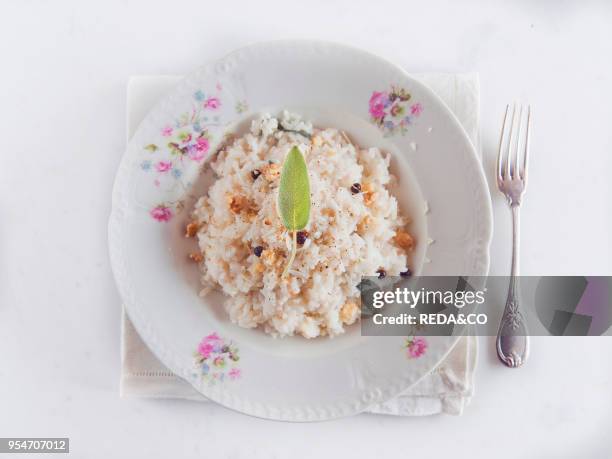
top-left (513, 105), bottom-right (524, 179)
top-left (497, 104), bottom-right (510, 181)
top-left (506, 103), bottom-right (518, 179)
top-left (521, 105), bottom-right (531, 181)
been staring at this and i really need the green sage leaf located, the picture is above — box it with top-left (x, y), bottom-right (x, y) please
top-left (278, 146), bottom-right (310, 231)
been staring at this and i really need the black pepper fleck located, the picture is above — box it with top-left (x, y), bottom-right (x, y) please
top-left (253, 246), bottom-right (264, 257)
top-left (251, 169), bottom-right (262, 180)
top-left (351, 183), bottom-right (362, 194)
top-left (377, 269), bottom-right (386, 279)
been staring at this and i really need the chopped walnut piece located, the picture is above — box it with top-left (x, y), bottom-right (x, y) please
top-left (262, 162), bottom-right (281, 181)
top-left (254, 262), bottom-right (265, 273)
top-left (185, 221), bottom-right (199, 237)
top-left (228, 196), bottom-right (242, 214)
top-left (361, 182), bottom-right (376, 206)
top-left (394, 229), bottom-right (415, 251)
top-left (320, 232), bottom-right (334, 246)
top-left (356, 216), bottom-right (371, 235)
top-left (228, 195), bottom-right (258, 217)
top-left (261, 249), bottom-right (277, 266)
top-left (340, 301), bottom-right (359, 325)
top-left (322, 208), bottom-right (335, 218)
top-left (189, 252), bottom-right (204, 263)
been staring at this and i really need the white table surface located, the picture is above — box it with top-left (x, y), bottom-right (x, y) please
top-left (1, 1), bottom-right (611, 457)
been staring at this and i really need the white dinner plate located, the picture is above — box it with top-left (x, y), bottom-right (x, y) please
top-left (109, 40), bottom-right (493, 421)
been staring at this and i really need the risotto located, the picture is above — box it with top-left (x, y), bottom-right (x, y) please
top-left (189, 112), bottom-right (414, 338)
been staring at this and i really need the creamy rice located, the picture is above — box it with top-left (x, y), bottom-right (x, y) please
top-left (191, 112), bottom-right (414, 338)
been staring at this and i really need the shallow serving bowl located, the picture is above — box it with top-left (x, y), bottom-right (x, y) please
top-left (109, 40), bottom-right (493, 421)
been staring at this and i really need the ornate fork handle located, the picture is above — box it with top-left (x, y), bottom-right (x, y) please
top-left (496, 205), bottom-right (529, 367)
top-left (495, 104), bottom-right (531, 368)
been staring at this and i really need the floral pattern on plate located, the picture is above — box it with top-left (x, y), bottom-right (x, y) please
top-left (141, 85), bottom-right (247, 221)
top-left (369, 86), bottom-right (423, 136)
top-left (405, 336), bottom-right (427, 359)
top-left (194, 332), bottom-right (241, 383)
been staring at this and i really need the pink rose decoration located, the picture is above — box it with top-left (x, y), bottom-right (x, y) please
top-left (195, 137), bottom-right (209, 152)
top-left (204, 332), bottom-right (221, 343)
top-left (156, 161), bottom-right (172, 172)
top-left (188, 137), bottom-right (209, 161)
top-left (150, 205), bottom-right (172, 222)
top-left (197, 342), bottom-right (214, 359)
top-left (204, 97), bottom-right (221, 109)
top-left (407, 337), bottom-right (427, 358)
top-left (410, 103), bottom-right (423, 116)
top-left (369, 91), bottom-right (389, 119)
top-left (161, 126), bottom-right (173, 137)
top-left (194, 331), bottom-right (241, 382)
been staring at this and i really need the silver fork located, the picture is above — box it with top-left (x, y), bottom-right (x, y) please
top-left (495, 104), bottom-right (531, 368)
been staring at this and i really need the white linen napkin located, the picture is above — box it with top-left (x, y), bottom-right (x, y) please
top-left (120, 73), bottom-right (481, 416)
